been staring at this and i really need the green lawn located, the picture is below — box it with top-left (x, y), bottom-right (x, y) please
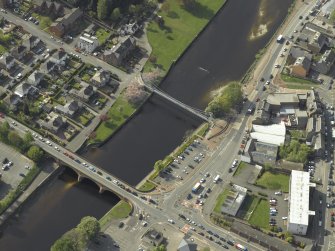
top-left (281, 73), bottom-right (318, 85)
top-left (90, 93), bottom-right (137, 143)
top-left (238, 194), bottom-right (260, 220)
top-left (285, 83), bottom-right (318, 90)
top-left (145, 0), bottom-right (226, 72)
top-left (213, 188), bottom-right (230, 214)
top-left (256, 171), bottom-right (290, 192)
top-left (233, 162), bottom-right (247, 176)
top-left (99, 200), bottom-right (132, 228)
top-left (138, 180), bottom-right (156, 192)
top-left (248, 199), bottom-right (270, 230)
top-left (95, 28), bottom-right (111, 45)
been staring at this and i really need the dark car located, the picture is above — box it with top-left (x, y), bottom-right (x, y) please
top-left (227, 240), bottom-right (234, 246)
top-left (118, 222), bottom-right (124, 228)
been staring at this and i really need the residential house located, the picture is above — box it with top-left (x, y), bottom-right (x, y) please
top-left (103, 35), bottom-right (136, 66)
top-left (10, 45), bottom-right (28, 60)
top-left (14, 82), bottom-right (38, 98)
top-left (91, 70), bottom-right (110, 87)
top-left (77, 33), bottom-right (99, 53)
top-left (40, 60), bottom-right (57, 74)
top-left (27, 71), bottom-right (44, 86)
top-left (49, 8), bottom-right (83, 37)
top-left (290, 56), bottom-right (311, 78)
top-left (69, 81), bottom-right (96, 102)
top-left (55, 99), bottom-right (81, 118)
top-left (35, 0), bottom-right (64, 19)
top-left (0, 53), bottom-right (15, 71)
top-left (312, 49), bottom-right (335, 74)
top-left (39, 111), bottom-right (66, 133)
top-left (3, 93), bottom-right (21, 111)
top-left (22, 34), bottom-right (40, 51)
top-left (50, 51), bottom-right (68, 66)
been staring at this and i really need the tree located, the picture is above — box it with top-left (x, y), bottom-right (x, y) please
top-left (0, 121), bottom-right (9, 142)
top-left (110, 7), bottom-right (121, 21)
top-left (27, 146), bottom-right (44, 162)
top-left (279, 140), bottom-right (312, 163)
top-left (152, 244), bottom-right (167, 251)
top-left (331, 10), bottom-right (335, 22)
top-left (77, 216), bottom-right (100, 242)
top-left (124, 80), bottom-right (149, 106)
top-left (23, 132), bottom-right (34, 150)
top-left (97, 0), bottom-right (109, 20)
top-left (205, 82), bottom-right (243, 118)
top-left (8, 131), bottom-right (23, 149)
top-left (51, 230), bottom-right (79, 251)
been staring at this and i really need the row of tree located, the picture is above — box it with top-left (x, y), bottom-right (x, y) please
top-left (0, 121), bottom-right (44, 162)
top-left (279, 140), bottom-right (312, 163)
top-left (205, 81), bottom-right (243, 118)
top-left (51, 216), bottom-right (100, 251)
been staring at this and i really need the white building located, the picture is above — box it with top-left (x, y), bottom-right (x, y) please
top-left (250, 123), bottom-right (286, 146)
top-left (77, 33), bottom-right (99, 53)
top-left (287, 170), bottom-right (316, 235)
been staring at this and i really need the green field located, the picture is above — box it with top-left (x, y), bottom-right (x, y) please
top-left (213, 188), bottom-right (230, 214)
top-left (281, 73), bottom-right (318, 85)
top-left (145, 0), bottom-right (226, 72)
top-left (238, 194), bottom-right (260, 220)
top-left (285, 83), bottom-right (318, 90)
top-left (89, 93), bottom-right (137, 144)
top-left (256, 171), bottom-right (290, 192)
top-left (233, 162), bottom-right (247, 176)
top-left (138, 180), bottom-right (156, 192)
top-left (248, 199), bottom-right (270, 229)
top-left (99, 200), bottom-right (132, 228)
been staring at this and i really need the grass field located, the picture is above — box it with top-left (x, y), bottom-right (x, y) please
top-left (281, 73), bottom-right (318, 87)
top-left (138, 180), bottom-right (156, 192)
top-left (238, 194), bottom-right (260, 220)
top-left (89, 93), bottom-right (136, 144)
top-left (256, 171), bottom-right (290, 193)
top-left (99, 200), bottom-right (132, 228)
top-left (248, 199), bottom-right (270, 229)
top-left (233, 162), bottom-right (247, 176)
top-left (145, 0), bottom-right (226, 72)
top-left (285, 82), bottom-right (318, 90)
top-left (213, 188), bottom-right (230, 214)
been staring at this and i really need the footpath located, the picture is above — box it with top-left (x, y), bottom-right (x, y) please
top-left (0, 160), bottom-right (59, 226)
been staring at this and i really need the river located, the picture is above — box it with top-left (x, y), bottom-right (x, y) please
top-left (0, 168), bottom-right (119, 250)
top-left (83, 0), bottom-right (293, 186)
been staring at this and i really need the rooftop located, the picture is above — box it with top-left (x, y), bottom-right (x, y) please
top-left (289, 170), bottom-right (316, 226)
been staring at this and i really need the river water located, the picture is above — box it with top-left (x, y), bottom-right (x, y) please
top-left (0, 169), bottom-right (119, 250)
top-left (0, 0), bottom-right (293, 248)
top-left (83, 0), bottom-right (293, 186)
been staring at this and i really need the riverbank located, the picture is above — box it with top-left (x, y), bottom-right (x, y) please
top-left (144, 0), bottom-right (227, 73)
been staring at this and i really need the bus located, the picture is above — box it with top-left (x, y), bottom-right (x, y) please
top-left (192, 182), bottom-right (201, 193)
top-left (235, 243), bottom-right (248, 251)
top-left (213, 175), bottom-right (220, 183)
top-left (277, 34), bottom-right (284, 43)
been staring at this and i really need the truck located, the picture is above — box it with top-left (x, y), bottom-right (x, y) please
top-left (277, 34), bottom-right (284, 43)
top-left (192, 182), bottom-right (201, 193)
top-left (235, 243), bottom-right (248, 251)
top-left (213, 174), bottom-right (220, 183)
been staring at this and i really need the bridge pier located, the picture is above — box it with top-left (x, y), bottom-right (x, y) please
top-left (99, 186), bottom-right (105, 194)
top-left (77, 173), bottom-right (84, 182)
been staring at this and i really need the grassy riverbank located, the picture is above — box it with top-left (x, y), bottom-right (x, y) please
top-left (88, 92), bottom-right (138, 144)
top-left (99, 200), bottom-right (132, 229)
top-left (145, 0), bottom-right (226, 73)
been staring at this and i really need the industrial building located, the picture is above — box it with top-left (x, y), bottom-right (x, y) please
top-left (287, 170), bottom-right (315, 235)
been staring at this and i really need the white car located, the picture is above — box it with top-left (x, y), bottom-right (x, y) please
top-left (274, 64), bottom-right (280, 68)
top-left (167, 219), bottom-right (175, 224)
top-left (266, 80), bottom-right (270, 85)
top-left (200, 178), bottom-right (205, 183)
top-left (282, 216), bottom-right (288, 220)
top-left (274, 191), bottom-right (282, 195)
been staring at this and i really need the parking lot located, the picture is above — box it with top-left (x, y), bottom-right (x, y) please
top-left (0, 141), bottom-right (34, 199)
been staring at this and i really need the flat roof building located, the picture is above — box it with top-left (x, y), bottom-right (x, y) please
top-left (288, 170), bottom-right (315, 235)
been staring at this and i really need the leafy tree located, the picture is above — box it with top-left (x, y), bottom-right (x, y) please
top-left (152, 244), bottom-right (167, 251)
top-left (51, 229), bottom-right (80, 251)
top-left (23, 132), bottom-right (34, 150)
top-left (27, 146), bottom-right (44, 162)
top-left (8, 131), bottom-right (23, 149)
top-left (279, 140), bottom-right (312, 163)
top-left (205, 82), bottom-right (243, 118)
top-left (0, 121), bottom-right (9, 142)
top-left (144, 0), bottom-right (157, 9)
top-left (77, 216), bottom-right (100, 242)
top-left (331, 10), bottom-right (335, 22)
top-left (97, 0), bottom-right (109, 20)
top-left (110, 7), bottom-right (121, 21)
